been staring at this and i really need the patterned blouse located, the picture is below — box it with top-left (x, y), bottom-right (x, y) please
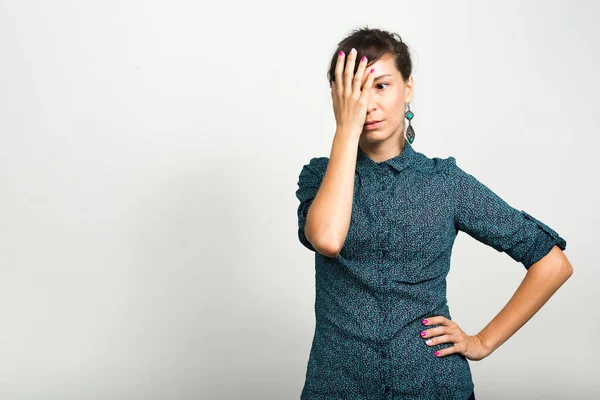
top-left (295, 137), bottom-right (567, 400)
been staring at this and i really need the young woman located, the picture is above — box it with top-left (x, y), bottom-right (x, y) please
top-left (295, 27), bottom-right (572, 400)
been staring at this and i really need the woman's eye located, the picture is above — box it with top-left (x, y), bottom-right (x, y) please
top-left (376, 83), bottom-right (389, 90)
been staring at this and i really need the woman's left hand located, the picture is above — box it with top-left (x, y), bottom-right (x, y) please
top-left (420, 316), bottom-right (491, 361)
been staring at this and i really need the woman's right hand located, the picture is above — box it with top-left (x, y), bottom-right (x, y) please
top-left (330, 48), bottom-right (376, 138)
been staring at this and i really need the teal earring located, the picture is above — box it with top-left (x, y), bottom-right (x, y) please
top-left (405, 103), bottom-right (415, 143)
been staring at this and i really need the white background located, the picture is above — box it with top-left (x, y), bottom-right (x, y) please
top-left (0, 0), bottom-right (598, 399)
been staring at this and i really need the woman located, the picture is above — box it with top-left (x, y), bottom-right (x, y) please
top-left (295, 27), bottom-right (572, 400)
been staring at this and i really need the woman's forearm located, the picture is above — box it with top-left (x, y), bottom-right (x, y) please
top-left (304, 130), bottom-right (360, 257)
top-left (476, 245), bottom-right (573, 354)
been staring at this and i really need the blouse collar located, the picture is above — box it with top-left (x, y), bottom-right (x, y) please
top-left (356, 137), bottom-right (416, 173)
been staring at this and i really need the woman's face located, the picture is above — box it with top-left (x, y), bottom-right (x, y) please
top-left (360, 54), bottom-right (414, 147)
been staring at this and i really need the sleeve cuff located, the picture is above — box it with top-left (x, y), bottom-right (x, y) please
top-left (298, 227), bottom-right (316, 252)
top-left (520, 210), bottom-right (567, 269)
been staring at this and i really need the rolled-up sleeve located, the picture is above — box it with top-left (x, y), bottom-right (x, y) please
top-left (449, 158), bottom-right (567, 269)
top-left (295, 157), bottom-right (329, 252)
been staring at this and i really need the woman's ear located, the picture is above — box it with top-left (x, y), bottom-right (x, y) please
top-left (404, 75), bottom-right (414, 103)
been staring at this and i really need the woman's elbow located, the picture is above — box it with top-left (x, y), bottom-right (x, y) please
top-left (306, 228), bottom-right (342, 258)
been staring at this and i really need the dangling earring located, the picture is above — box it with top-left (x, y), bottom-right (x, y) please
top-left (405, 102), bottom-right (415, 144)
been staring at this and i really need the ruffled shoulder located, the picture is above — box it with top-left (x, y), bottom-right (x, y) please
top-left (435, 155), bottom-right (457, 175)
top-left (299, 156), bottom-right (329, 179)
top-left (410, 151), bottom-right (457, 176)
top-left (296, 156), bottom-right (329, 203)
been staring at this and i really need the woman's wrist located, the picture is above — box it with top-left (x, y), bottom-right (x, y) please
top-left (334, 126), bottom-right (362, 142)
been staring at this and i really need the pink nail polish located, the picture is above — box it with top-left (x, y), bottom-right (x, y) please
top-left (435, 351), bottom-right (440, 356)
top-left (420, 331), bottom-right (426, 336)
top-left (339, 51), bottom-right (344, 56)
top-left (370, 68), bottom-right (374, 73)
top-left (361, 56), bottom-right (366, 62)
top-left (422, 319), bottom-right (428, 325)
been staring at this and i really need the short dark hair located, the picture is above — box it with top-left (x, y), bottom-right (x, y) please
top-left (327, 26), bottom-right (413, 85)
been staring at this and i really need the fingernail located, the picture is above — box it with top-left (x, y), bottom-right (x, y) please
top-left (370, 68), bottom-right (374, 74)
top-left (339, 51), bottom-right (344, 56)
top-left (420, 331), bottom-right (426, 336)
top-left (435, 351), bottom-right (440, 356)
top-left (425, 339), bottom-right (432, 345)
top-left (361, 56), bottom-right (366, 62)
top-left (422, 319), bottom-right (428, 325)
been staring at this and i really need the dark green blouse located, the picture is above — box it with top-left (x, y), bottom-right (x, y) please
top-left (295, 138), bottom-right (567, 400)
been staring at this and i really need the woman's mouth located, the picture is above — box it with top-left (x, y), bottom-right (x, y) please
top-left (364, 120), bottom-right (383, 129)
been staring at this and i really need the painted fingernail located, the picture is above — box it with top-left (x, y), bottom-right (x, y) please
top-left (361, 56), bottom-right (366, 62)
top-left (339, 51), bottom-right (344, 56)
top-left (420, 331), bottom-right (426, 336)
top-left (425, 339), bottom-right (432, 345)
top-left (435, 351), bottom-right (440, 356)
top-left (370, 68), bottom-right (374, 73)
top-left (422, 319), bottom-right (428, 325)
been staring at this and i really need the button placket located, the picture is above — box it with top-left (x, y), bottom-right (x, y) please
top-left (374, 167), bottom-right (387, 254)
top-left (374, 165), bottom-right (396, 397)
top-left (377, 164), bottom-right (394, 388)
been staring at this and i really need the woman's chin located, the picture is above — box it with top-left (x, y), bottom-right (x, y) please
top-left (361, 129), bottom-right (389, 141)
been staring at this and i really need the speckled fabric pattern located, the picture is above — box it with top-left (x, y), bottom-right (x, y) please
top-left (295, 138), bottom-right (567, 399)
